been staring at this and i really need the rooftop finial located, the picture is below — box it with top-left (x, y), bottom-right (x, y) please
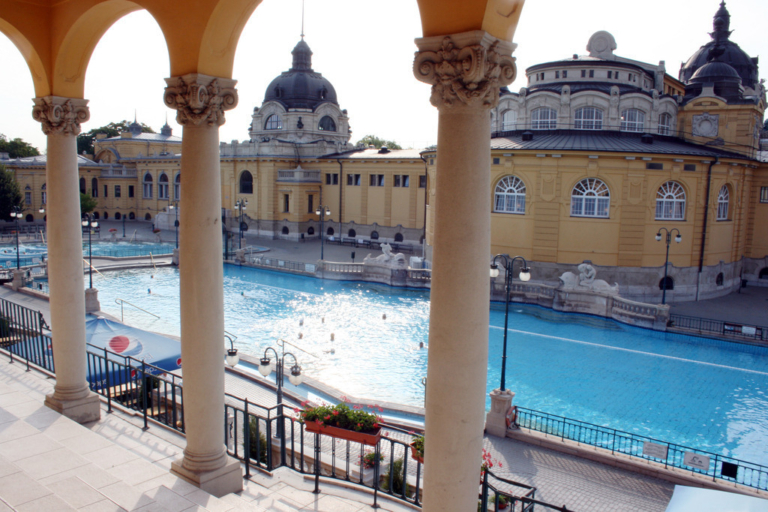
top-left (300, 0), bottom-right (305, 40)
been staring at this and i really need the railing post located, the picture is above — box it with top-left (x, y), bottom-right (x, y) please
top-left (372, 441), bottom-right (380, 509)
top-left (104, 346), bottom-right (112, 413)
top-left (244, 398), bottom-right (251, 479)
top-left (313, 432), bottom-right (321, 494)
top-left (480, 468), bottom-right (489, 512)
top-left (141, 361), bottom-right (149, 430)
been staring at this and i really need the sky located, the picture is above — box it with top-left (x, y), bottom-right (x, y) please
top-left (0, 0), bottom-right (766, 154)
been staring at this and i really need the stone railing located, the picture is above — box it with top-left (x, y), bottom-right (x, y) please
top-left (100, 165), bottom-right (137, 178)
top-left (276, 169), bottom-right (321, 183)
top-left (317, 261), bottom-right (431, 288)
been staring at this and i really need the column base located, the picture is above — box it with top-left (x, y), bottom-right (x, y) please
top-left (85, 288), bottom-right (100, 313)
top-left (485, 388), bottom-right (515, 438)
top-left (172, 248), bottom-right (180, 266)
top-left (45, 390), bottom-right (101, 424)
top-left (171, 455), bottom-right (243, 497)
top-left (10, 271), bottom-right (25, 291)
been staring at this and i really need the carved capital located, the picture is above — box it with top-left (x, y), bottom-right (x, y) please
top-left (414, 31), bottom-right (516, 110)
top-left (164, 74), bottom-right (238, 127)
top-left (32, 97), bottom-right (89, 136)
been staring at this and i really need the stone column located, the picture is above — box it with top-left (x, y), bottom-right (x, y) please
top-left (32, 97), bottom-right (101, 423)
top-left (164, 74), bottom-right (243, 497)
top-left (413, 32), bottom-right (516, 512)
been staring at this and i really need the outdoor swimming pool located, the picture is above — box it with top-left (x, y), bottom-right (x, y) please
top-left (89, 264), bottom-right (768, 467)
top-left (0, 241), bottom-right (175, 267)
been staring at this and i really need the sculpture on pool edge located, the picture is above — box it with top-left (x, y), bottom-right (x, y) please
top-left (363, 243), bottom-right (407, 268)
top-left (559, 263), bottom-right (619, 295)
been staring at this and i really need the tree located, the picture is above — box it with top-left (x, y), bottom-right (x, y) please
top-left (0, 135), bottom-right (41, 159)
top-left (0, 164), bottom-right (23, 220)
top-left (80, 193), bottom-right (98, 215)
top-left (77, 120), bottom-right (156, 155)
top-left (355, 135), bottom-right (402, 150)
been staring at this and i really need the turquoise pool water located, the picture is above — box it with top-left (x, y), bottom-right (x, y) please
top-left (0, 241), bottom-right (174, 267)
top-left (90, 264), bottom-right (768, 466)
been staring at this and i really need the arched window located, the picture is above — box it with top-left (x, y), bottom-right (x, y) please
top-left (571, 178), bottom-right (610, 218)
top-left (143, 173), bottom-right (153, 199)
top-left (531, 107), bottom-right (557, 130)
top-left (370, 231), bottom-right (379, 240)
top-left (41, 183), bottom-right (46, 205)
top-left (239, 171), bottom-right (253, 194)
top-left (307, 227), bottom-right (315, 235)
top-left (158, 173), bottom-right (169, 199)
top-left (25, 214), bottom-right (33, 222)
top-left (92, 177), bottom-right (98, 197)
top-left (326, 227), bottom-right (335, 236)
top-left (174, 173), bottom-right (180, 200)
top-left (265, 115), bottom-right (283, 130)
top-left (658, 113), bottom-right (672, 135)
top-left (129, 212), bottom-right (136, 220)
top-left (318, 116), bottom-right (336, 131)
top-left (79, 177), bottom-right (86, 194)
top-left (759, 268), bottom-right (768, 280)
top-left (501, 110), bottom-right (517, 131)
top-left (494, 176), bottom-right (526, 214)
top-left (716, 272), bottom-right (724, 286)
top-left (115, 212), bottom-right (121, 220)
top-left (93, 212), bottom-right (100, 220)
top-left (656, 181), bottom-right (686, 220)
top-left (348, 229), bottom-right (356, 238)
top-left (103, 212), bottom-right (109, 220)
top-left (394, 233), bottom-right (404, 242)
top-left (620, 109), bottom-right (645, 132)
top-left (659, 277), bottom-right (674, 290)
top-left (717, 185), bottom-right (729, 220)
top-left (145, 213), bottom-right (151, 221)
top-left (281, 226), bottom-right (289, 235)
top-left (574, 107), bottom-right (603, 130)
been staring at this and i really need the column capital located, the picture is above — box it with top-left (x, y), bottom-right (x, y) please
top-left (32, 97), bottom-right (90, 135)
top-left (164, 74), bottom-right (238, 127)
top-left (413, 31), bottom-right (517, 110)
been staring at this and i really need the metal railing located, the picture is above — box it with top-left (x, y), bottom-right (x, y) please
top-left (115, 298), bottom-right (161, 322)
top-left (515, 407), bottom-right (768, 492)
top-left (669, 314), bottom-right (767, 341)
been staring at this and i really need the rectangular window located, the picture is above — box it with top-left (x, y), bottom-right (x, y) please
top-left (308, 194), bottom-right (314, 214)
top-left (563, 70), bottom-right (567, 78)
top-left (646, 163), bottom-right (663, 170)
top-left (607, 71), bottom-right (612, 79)
top-left (628, 73), bottom-right (632, 80)
top-left (92, 187), bottom-right (97, 198)
top-left (761, 187), bottom-right (768, 203)
top-left (104, 185), bottom-right (108, 198)
top-left (393, 175), bottom-right (410, 188)
top-left (347, 174), bottom-right (361, 186)
top-left (25, 191), bottom-right (31, 205)
top-left (589, 70), bottom-right (594, 78)
top-left (378, 175), bottom-right (385, 187)
top-left (283, 194), bottom-right (290, 213)
top-left (394, 175), bottom-right (401, 187)
top-left (115, 185), bottom-right (121, 198)
top-left (129, 185), bottom-right (134, 198)
top-left (555, 71), bottom-right (560, 79)
top-left (143, 183), bottom-right (152, 199)
top-left (370, 174), bottom-right (384, 187)
top-left (581, 70), bottom-right (586, 78)
top-left (429, 158), bottom-right (434, 165)
top-left (326, 174), bottom-right (332, 185)
top-left (493, 158), bottom-right (500, 165)
top-left (325, 173), bottom-right (339, 185)
top-left (419, 175), bottom-right (427, 188)
top-left (684, 164), bottom-right (696, 172)
top-left (41, 191), bottom-right (46, 205)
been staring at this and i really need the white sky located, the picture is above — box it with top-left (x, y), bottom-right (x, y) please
top-left (0, 0), bottom-right (766, 154)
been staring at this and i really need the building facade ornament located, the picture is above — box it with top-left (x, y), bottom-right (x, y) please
top-left (164, 74), bottom-right (238, 126)
top-left (692, 112), bottom-right (720, 138)
top-left (414, 31), bottom-right (516, 110)
top-left (32, 97), bottom-right (90, 136)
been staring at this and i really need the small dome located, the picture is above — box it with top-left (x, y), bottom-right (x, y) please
top-left (690, 60), bottom-right (741, 83)
top-left (264, 39), bottom-right (338, 111)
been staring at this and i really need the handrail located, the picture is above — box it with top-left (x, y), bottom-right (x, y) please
top-left (115, 298), bottom-right (160, 322)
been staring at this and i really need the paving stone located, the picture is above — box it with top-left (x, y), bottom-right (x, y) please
top-left (46, 476), bottom-right (108, 508)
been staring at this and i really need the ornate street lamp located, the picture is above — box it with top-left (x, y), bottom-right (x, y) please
top-left (489, 254), bottom-right (531, 392)
top-left (235, 199), bottom-right (247, 250)
top-left (315, 205), bottom-right (331, 261)
top-left (10, 206), bottom-right (23, 269)
top-left (258, 339), bottom-right (303, 443)
top-left (655, 228), bottom-right (681, 305)
top-left (82, 213), bottom-right (98, 288)
top-left (169, 201), bottom-right (180, 249)
top-left (225, 334), bottom-right (239, 367)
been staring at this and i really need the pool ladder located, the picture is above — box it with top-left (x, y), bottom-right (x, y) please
top-left (115, 298), bottom-right (160, 323)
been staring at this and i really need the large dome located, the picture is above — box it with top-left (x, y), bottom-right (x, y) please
top-left (263, 39), bottom-right (338, 111)
top-left (679, 2), bottom-right (758, 90)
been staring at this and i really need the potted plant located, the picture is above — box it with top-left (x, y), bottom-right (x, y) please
top-left (360, 448), bottom-right (384, 486)
top-left (108, 228), bottom-right (117, 233)
top-left (300, 402), bottom-right (383, 445)
top-left (410, 433), bottom-right (424, 464)
top-left (152, 228), bottom-right (161, 234)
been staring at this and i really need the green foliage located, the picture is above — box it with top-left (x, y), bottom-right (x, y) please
top-left (0, 164), bottom-right (23, 220)
top-left (355, 135), bottom-right (402, 150)
top-left (300, 402), bottom-right (381, 433)
top-left (0, 315), bottom-right (10, 338)
top-left (381, 458), bottom-right (411, 496)
top-left (361, 450), bottom-right (383, 469)
top-left (80, 193), bottom-right (98, 215)
top-left (410, 434), bottom-right (424, 458)
top-left (77, 120), bottom-right (156, 155)
top-left (248, 417), bottom-right (268, 463)
top-left (0, 135), bottom-right (40, 159)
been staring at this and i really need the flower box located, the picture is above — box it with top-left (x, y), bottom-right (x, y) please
top-left (304, 422), bottom-right (381, 446)
top-left (108, 228), bottom-right (117, 233)
top-left (410, 443), bottom-right (424, 464)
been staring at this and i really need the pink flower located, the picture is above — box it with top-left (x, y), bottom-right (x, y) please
top-left (353, 405), bottom-right (361, 410)
top-left (293, 407), bottom-right (300, 413)
top-left (384, 432), bottom-right (389, 437)
top-left (341, 395), bottom-right (349, 402)
top-left (301, 400), bottom-right (309, 407)
top-left (324, 415), bottom-right (331, 420)
top-left (378, 407), bottom-right (383, 413)
top-left (332, 410), bottom-right (339, 416)
top-left (357, 423), bottom-right (362, 428)
top-left (373, 423), bottom-right (379, 428)
top-left (315, 419), bottom-right (323, 425)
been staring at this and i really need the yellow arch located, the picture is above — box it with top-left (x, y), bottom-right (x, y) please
top-left (198, 0), bottom-right (263, 78)
top-left (416, 0), bottom-right (525, 41)
top-left (0, 17), bottom-right (50, 97)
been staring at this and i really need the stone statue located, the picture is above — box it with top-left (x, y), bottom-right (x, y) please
top-left (559, 263), bottom-right (619, 295)
top-left (364, 243), bottom-right (407, 268)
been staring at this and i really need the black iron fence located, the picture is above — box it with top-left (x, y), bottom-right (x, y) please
top-left (669, 314), bottom-right (767, 342)
top-left (515, 407), bottom-right (768, 492)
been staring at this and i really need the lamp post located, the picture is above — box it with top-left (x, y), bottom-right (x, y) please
top-left (315, 205), bottom-right (331, 261)
top-left (169, 201), bottom-right (179, 249)
top-left (225, 334), bottom-right (239, 368)
top-left (82, 213), bottom-right (98, 289)
top-left (655, 228), bottom-right (681, 305)
top-left (258, 339), bottom-right (303, 439)
top-left (10, 206), bottom-right (23, 269)
top-left (489, 254), bottom-right (531, 392)
top-left (122, 213), bottom-right (126, 238)
top-left (235, 199), bottom-right (247, 249)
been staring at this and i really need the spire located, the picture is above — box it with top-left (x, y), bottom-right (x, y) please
top-left (291, 39), bottom-right (313, 71)
top-left (300, 0), bottom-right (305, 40)
top-left (161, 113), bottom-right (172, 136)
top-left (129, 112), bottom-right (142, 136)
top-left (711, 1), bottom-right (732, 43)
